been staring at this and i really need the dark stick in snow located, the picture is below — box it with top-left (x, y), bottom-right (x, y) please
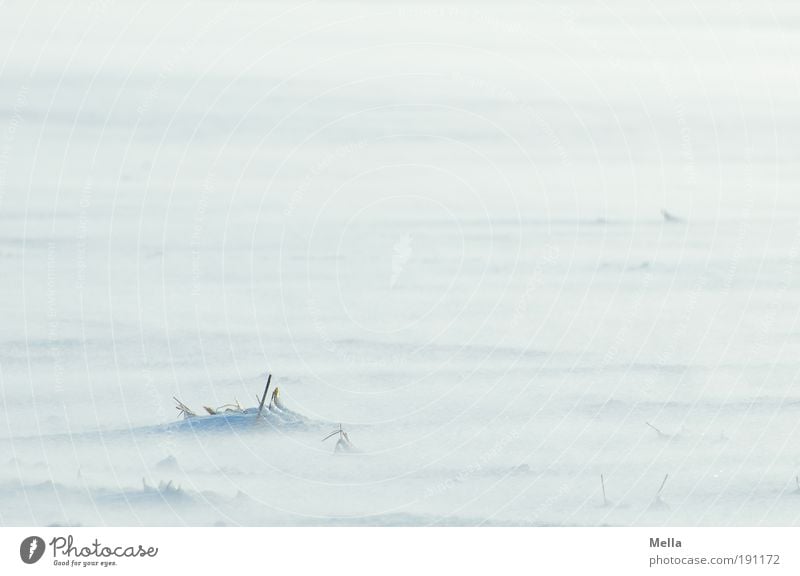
top-left (258, 374), bottom-right (272, 416)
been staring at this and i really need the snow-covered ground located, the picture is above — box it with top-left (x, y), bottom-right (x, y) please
top-left (2, 0), bottom-right (800, 526)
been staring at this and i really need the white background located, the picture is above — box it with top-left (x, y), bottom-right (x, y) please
top-left (1, 0), bottom-right (800, 527)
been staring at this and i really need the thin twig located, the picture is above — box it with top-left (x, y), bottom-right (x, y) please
top-left (601, 474), bottom-right (608, 506)
top-left (646, 422), bottom-right (668, 438)
top-left (657, 473), bottom-right (669, 496)
top-left (322, 424), bottom-right (344, 442)
top-left (258, 374), bottom-right (272, 416)
top-left (173, 397), bottom-right (196, 419)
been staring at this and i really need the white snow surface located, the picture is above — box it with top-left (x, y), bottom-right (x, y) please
top-left (1, 0), bottom-right (800, 526)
